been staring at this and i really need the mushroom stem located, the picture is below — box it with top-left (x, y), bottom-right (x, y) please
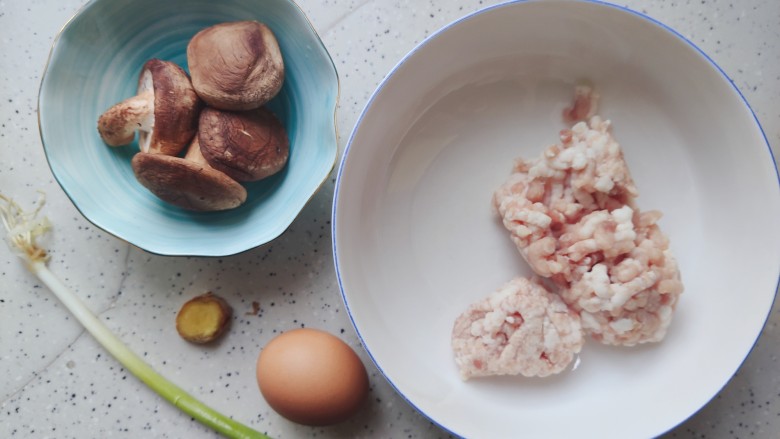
top-left (183, 136), bottom-right (210, 166)
top-left (97, 90), bottom-right (155, 147)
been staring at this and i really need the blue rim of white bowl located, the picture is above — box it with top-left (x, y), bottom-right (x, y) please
top-left (37, 0), bottom-right (340, 258)
top-left (331, 0), bottom-right (780, 437)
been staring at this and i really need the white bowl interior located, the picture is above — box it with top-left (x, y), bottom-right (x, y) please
top-left (334, 1), bottom-right (780, 438)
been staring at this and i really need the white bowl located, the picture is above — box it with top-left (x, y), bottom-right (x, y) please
top-left (333, 1), bottom-right (780, 438)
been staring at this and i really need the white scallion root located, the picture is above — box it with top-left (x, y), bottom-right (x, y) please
top-left (0, 193), bottom-right (51, 265)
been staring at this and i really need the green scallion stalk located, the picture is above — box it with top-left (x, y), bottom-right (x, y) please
top-left (1, 194), bottom-right (270, 439)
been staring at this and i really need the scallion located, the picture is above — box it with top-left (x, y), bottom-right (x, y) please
top-left (1, 193), bottom-right (270, 439)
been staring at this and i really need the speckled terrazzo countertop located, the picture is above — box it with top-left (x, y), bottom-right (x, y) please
top-left (1, 0), bottom-right (778, 438)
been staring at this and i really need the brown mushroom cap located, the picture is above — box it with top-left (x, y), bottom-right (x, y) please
top-left (138, 59), bottom-right (202, 155)
top-left (186, 21), bottom-right (284, 111)
top-left (131, 138), bottom-right (247, 211)
top-left (98, 59), bottom-right (201, 155)
top-left (198, 106), bottom-right (289, 182)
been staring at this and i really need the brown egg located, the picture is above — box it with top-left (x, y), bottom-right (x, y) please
top-left (256, 328), bottom-right (369, 426)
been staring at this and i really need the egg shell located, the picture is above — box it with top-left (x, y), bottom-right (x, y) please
top-left (256, 328), bottom-right (369, 426)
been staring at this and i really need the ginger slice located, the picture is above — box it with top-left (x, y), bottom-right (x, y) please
top-left (176, 292), bottom-right (232, 344)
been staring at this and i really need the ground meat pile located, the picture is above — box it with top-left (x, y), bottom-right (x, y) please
top-left (452, 86), bottom-right (683, 379)
top-left (452, 277), bottom-right (583, 379)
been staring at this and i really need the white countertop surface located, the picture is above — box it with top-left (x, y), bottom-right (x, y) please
top-left (1, 0), bottom-right (778, 438)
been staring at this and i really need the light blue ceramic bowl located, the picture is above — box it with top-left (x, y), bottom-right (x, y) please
top-left (39, 0), bottom-right (338, 256)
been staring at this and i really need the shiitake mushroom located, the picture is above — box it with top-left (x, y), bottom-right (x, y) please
top-left (198, 106), bottom-right (289, 183)
top-left (98, 21), bottom-right (288, 211)
top-left (187, 21), bottom-right (284, 111)
top-left (97, 59), bottom-right (201, 156)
